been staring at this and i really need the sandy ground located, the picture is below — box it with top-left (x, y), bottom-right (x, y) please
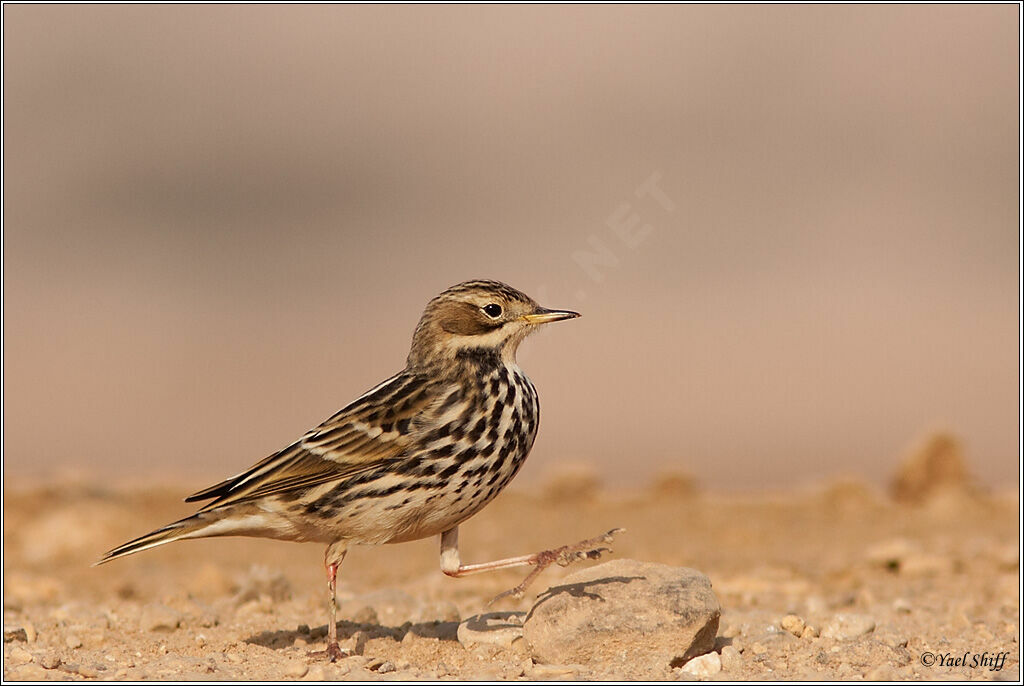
top-left (2, 475), bottom-right (1019, 681)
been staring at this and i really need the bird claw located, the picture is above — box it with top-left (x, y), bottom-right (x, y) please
top-left (307, 642), bottom-right (349, 662)
top-left (487, 586), bottom-right (525, 606)
top-left (555, 546), bottom-right (613, 567)
top-left (488, 528), bottom-right (626, 605)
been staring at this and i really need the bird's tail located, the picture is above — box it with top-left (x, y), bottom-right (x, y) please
top-left (94, 514), bottom-right (215, 566)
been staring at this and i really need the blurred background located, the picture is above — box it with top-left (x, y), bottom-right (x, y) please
top-left (3, 5), bottom-right (1019, 491)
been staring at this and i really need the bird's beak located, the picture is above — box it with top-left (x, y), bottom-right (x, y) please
top-left (521, 307), bottom-right (581, 325)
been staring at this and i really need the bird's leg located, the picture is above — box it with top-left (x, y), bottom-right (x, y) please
top-left (439, 526), bottom-right (624, 604)
top-left (307, 541), bottom-right (348, 662)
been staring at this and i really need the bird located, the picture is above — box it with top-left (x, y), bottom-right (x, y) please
top-left (98, 279), bottom-right (622, 661)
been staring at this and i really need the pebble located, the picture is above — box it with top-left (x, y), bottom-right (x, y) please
top-left (680, 651), bottom-right (722, 677)
top-left (821, 614), bottom-right (875, 640)
top-left (39, 650), bottom-right (61, 669)
top-left (801, 625), bottom-right (820, 639)
top-left (65, 633), bottom-right (83, 649)
top-left (458, 612), bottom-right (526, 648)
top-left (780, 614), bottom-right (805, 637)
top-left (340, 629), bottom-right (368, 655)
top-left (376, 660), bottom-right (396, 673)
top-left (283, 660), bottom-right (308, 678)
top-left (73, 663), bottom-right (100, 678)
top-left (3, 625), bottom-right (27, 642)
top-left (9, 645), bottom-right (33, 665)
top-left (139, 604), bottom-right (181, 632)
top-left (719, 645), bottom-right (742, 671)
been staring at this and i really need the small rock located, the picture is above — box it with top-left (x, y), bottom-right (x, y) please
top-left (719, 645), bottom-right (742, 671)
top-left (821, 614), bottom-right (875, 640)
top-left (523, 559), bottom-right (720, 666)
top-left (139, 604), bottom-right (181, 633)
top-left (9, 646), bottom-right (33, 665)
top-left (780, 614), bottom-right (805, 637)
top-left (72, 664), bottom-right (99, 678)
top-left (4, 625), bottom-right (27, 642)
top-left (283, 660), bottom-right (308, 678)
top-left (65, 634), bottom-right (83, 649)
top-left (339, 630), bottom-right (368, 656)
top-left (680, 651), bottom-right (721, 677)
top-left (23, 621), bottom-right (36, 644)
top-left (39, 651), bottom-right (61, 669)
top-left (458, 612), bottom-right (526, 649)
top-left (376, 661), bottom-right (396, 674)
top-left (801, 625), bottom-right (820, 639)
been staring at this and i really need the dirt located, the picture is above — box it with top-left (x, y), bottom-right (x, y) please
top-left (2, 476), bottom-right (1019, 681)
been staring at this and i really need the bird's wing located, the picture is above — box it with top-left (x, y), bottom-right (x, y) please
top-left (185, 371), bottom-right (455, 511)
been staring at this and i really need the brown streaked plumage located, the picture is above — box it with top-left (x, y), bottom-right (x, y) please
top-left (98, 280), bottom-right (622, 661)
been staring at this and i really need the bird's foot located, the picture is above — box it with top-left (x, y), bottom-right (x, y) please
top-left (307, 641), bottom-right (349, 662)
top-left (488, 528), bottom-right (625, 605)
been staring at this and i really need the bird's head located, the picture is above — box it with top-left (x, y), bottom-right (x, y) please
top-left (407, 280), bottom-right (579, 369)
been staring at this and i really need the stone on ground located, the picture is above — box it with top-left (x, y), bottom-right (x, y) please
top-left (523, 558), bottom-right (720, 666)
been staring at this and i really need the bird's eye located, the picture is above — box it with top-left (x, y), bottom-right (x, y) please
top-left (482, 303), bottom-right (503, 318)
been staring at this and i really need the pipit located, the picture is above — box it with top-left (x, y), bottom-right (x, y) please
top-left (98, 280), bottom-right (622, 661)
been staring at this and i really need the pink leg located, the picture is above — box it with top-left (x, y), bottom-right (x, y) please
top-left (439, 527), bottom-right (624, 603)
top-left (308, 542), bottom-right (348, 662)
